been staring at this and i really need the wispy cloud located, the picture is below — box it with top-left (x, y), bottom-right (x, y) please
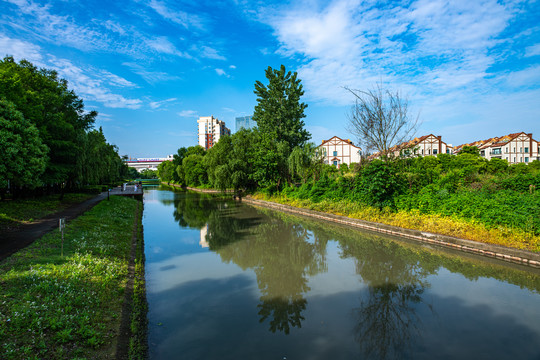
top-left (215, 68), bottom-right (230, 77)
top-left (123, 62), bottom-right (181, 84)
top-left (197, 45), bottom-right (226, 60)
top-left (51, 57), bottom-right (142, 109)
top-left (149, 97), bottom-right (177, 109)
top-left (0, 33), bottom-right (43, 64)
top-left (525, 43), bottom-right (540, 57)
top-left (145, 36), bottom-right (191, 58)
top-left (252, 0), bottom-right (524, 106)
top-left (146, 0), bottom-right (206, 30)
top-left (178, 110), bottom-right (198, 117)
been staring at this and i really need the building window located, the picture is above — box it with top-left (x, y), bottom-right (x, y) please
top-left (333, 151), bottom-right (337, 156)
top-left (333, 161), bottom-right (338, 166)
top-left (525, 147), bottom-right (529, 153)
top-left (520, 147), bottom-right (523, 153)
top-left (505, 147), bottom-right (508, 153)
top-left (525, 157), bottom-right (529, 163)
top-left (433, 149), bottom-right (438, 155)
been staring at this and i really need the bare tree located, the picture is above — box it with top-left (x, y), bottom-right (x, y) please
top-left (345, 83), bottom-right (420, 160)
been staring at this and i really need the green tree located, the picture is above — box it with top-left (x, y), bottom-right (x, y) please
top-left (0, 99), bottom-right (48, 197)
top-left (458, 145), bottom-right (480, 156)
top-left (157, 160), bottom-right (175, 183)
top-left (0, 56), bottom-right (96, 189)
top-left (253, 65), bottom-right (310, 149)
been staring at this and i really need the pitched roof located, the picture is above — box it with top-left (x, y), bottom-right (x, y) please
top-left (453, 132), bottom-right (532, 152)
top-left (320, 136), bottom-right (361, 149)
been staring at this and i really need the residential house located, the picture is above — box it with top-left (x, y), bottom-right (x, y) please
top-left (319, 136), bottom-right (362, 168)
top-left (386, 134), bottom-right (453, 158)
top-left (454, 132), bottom-right (539, 164)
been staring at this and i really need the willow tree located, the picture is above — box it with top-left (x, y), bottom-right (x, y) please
top-left (0, 99), bottom-right (48, 198)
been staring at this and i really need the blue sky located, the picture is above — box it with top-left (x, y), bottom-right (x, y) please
top-left (1, 0), bottom-right (539, 158)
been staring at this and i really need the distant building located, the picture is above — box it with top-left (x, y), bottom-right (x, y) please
top-left (125, 155), bottom-right (173, 172)
top-left (197, 116), bottom-right (231, 150)
top-left (454, 132), bottom-right (539, 164)
top-left (391, 134), bottom-right (453, 158)
top-left (235, 115), bottom-right (256, 131)
top-left (319, 136), bottom-right (362, 168)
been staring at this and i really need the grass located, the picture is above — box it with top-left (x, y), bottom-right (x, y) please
top-left (253, 193), bottom-right (540, 253)
top-left (0, 196), bottom-right (145, 359)
top-left (0, 193), bottom-right (94, 232)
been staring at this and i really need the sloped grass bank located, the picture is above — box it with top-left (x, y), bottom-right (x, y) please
top-left (0, 193), bottom-right (94, 232)
top-left (0, 196), bottom-right (147, 359)
top-left (253, 194), bottom-right (540, 253)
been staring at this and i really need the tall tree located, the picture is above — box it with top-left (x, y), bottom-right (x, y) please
top-left (346, 83), bottom-right (419, 160)
top-left (0, 99), bottom-right (48, 197)
top-left (0, 56), bottom-right (96, 187)
top-left (253, 65), bottom-right (310, 149)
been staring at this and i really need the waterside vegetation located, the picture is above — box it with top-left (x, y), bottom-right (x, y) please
top-left (0, 196), bottom-right (146, 359)
top-left (0, 57), bottom-right (130, 199)
top-left (159, 65), bottom-right (540, 253)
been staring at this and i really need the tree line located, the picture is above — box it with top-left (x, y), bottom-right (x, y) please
top-left (0, 56), bottom-right (129, 199)
top-left (158, 65), bottom-right (322, 192)
top-left (158, 64), bottom-right (539, 239)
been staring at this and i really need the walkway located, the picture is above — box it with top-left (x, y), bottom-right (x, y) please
top-left (0, 186), bottom-right (143, 262)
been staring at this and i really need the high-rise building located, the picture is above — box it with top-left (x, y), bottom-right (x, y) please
top-left (197, 116), bottom-right (231, 150)
top-left (235, 115), bottom-right (256, 131)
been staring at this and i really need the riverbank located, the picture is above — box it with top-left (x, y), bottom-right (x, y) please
top-left (244, 194), bottom-right (540, 268)
top-left (0, 196), bottom-right (147, 359)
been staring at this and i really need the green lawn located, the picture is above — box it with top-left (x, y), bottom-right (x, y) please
top-left (0, 196), bottom-right (145, 359)
top-left (0, 193), bottom-right (94, 232)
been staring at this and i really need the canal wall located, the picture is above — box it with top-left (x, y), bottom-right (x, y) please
top-left (241, 197), bottom-right (540, 269)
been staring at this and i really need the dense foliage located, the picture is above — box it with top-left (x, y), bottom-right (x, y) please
top-left (280, 154), bottom-right (540, 236)
top-left (158, 64), bottom-right (539, 241)
top-left (0, 57), bottom-right (128, 198)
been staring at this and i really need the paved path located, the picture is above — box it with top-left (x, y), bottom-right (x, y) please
top-left (0, 187), bottom-right (142, 262)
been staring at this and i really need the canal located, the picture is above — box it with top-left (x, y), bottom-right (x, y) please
top-left (143, 186), bottom-right (540, 359)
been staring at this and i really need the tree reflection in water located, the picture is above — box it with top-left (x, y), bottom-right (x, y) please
top-left (212, 213), bottom-right (329, 335)
top-left (341, 238), bottom-right (434, 359)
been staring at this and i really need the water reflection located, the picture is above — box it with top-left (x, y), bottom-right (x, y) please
top-left (146, 189), bottom-right (540, 359)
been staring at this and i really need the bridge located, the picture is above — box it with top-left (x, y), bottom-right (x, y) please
top-left (125, 155), bottom-right (173, 172)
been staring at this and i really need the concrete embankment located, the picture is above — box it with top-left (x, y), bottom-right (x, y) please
top-left (241, 196), bottom-right (540, 269)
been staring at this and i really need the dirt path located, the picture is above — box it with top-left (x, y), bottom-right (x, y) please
top-left (0, 192), bottom-right (108, 262)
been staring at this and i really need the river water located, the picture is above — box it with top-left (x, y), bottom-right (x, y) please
top-left (143, 186), bottom-right (540, 359)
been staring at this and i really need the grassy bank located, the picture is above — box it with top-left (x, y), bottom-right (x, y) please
top-left (253, 193), bottom-right (540, 253)
top-left (0, 196), bottom-right (147, 359)
top-left (0, 193), bottom-right (94, 232)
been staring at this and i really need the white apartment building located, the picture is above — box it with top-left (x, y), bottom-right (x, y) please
top-left (391, 134), bottom-right (453, 157)
top-left (197, 116), bottom-right (231, 150)
top-left (455, 132), bottom-right (540, 164)
top-left (319, 136), bottom-right (362, 168)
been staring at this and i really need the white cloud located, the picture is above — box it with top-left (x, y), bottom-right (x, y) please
top-left (147, 0), bottom-right (205, 30)
top-left (252, 0), bottom-right (527, 109)
top-left (123, 62), bottom-right (181, 83)
top-left (215, 68), bottom-right (230, 77)
top-left (0, 34), bottom-right (43, 64)
top-left (146, 36), bottom-right (191, 58)
top-left (51, 57), bottom-right (142, 109)
top-left (525, 43), bottom-right (540, 57)
top-left (149, 98), bottom-right (177, 109)
top-left (229, 65), bottom-right (236, 69)
top-left (197, 45), bottom-right (226, 60)
top-left (178, 110), bottom-right (198, 117)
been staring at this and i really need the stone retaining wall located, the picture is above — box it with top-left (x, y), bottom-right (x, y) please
top-left (242, 197), bottom-right (540, 269)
